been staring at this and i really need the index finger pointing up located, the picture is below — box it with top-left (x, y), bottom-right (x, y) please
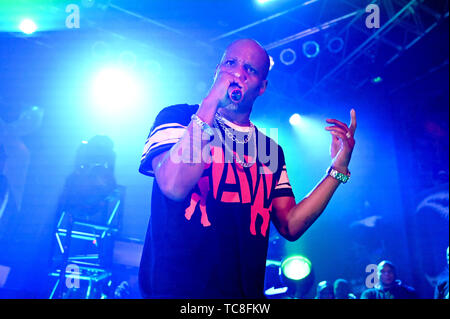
top-left (349, 108), bottom-right (357, 134)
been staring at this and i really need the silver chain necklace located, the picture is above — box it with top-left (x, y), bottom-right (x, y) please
top-left (214, 113), bottom-right (256, 168)
top-left (214, 113), bottom-right (255, 144)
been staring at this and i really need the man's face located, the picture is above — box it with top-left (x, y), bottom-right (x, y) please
top-left (378, 265), bottom-right (395, 286)
top-left (215, 39), bottom-right (269, 109)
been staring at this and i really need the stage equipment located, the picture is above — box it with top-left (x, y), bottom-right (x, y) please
top-left (279, 255), bottom-right (314, 298)
top-left (302, 41), bottom-right (320, 58)
top-left (48, 136), bottom-right (125, 299)
top-left (19, 19), bottom-right (37, 35)
top-left (289, 113), bottom-right (302, 126)
top-left (280, 48), bottom-right (296, 66)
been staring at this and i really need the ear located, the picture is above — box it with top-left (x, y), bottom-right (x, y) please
top-left (258, 79), bottom-right (268, 96)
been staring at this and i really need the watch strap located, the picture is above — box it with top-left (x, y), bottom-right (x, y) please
top-left (327, 166), bottom-right (351, 183)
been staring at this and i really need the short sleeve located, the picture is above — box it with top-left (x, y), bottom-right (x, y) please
top-left (272, 146), bottom-right (295, 199)
top-left (139, 104), bottom-right (197, 177)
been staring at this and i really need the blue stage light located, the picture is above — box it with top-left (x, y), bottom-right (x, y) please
top-left (19, 18), bottom-right (37, 34)
top-left (302, 41), bottom-right (320, 58)
top-left (371, 76), bottom-right (383, 83)
top-left (280, 48), bottom-right (297, 66)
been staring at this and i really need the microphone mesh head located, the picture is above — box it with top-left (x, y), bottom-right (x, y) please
top-left (230, 88), bottom-right (242, 102)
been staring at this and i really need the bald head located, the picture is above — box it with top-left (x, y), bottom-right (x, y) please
top-left (222, 39), bottom-right (271, 80)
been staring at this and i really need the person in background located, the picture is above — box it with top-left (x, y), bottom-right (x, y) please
top-left (360, 260), bottom-right (418, 299)
top-left (333, 278), bottom-right (356, 299)
top-left (315, 281), bottom-right (334, 299)
top-left (434, 247), bottom-right (449, 299)
top-left (0, 146), bottom-right (17, 245)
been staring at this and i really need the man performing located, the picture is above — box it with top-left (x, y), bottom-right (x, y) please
top-left (138, 39), bottom-right (357, 298)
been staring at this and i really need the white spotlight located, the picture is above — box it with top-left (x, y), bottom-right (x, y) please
top-left (289, 113), bottom-right (302, 126)
top-left (92, 68), bottom-right (141, 115)
top-left (19, 19), bottom-right (37, 35)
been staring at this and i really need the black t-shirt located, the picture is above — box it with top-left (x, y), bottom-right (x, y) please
top-left (138, 104), bottom-right (295, 298)
top-left (360, 281), bottom-right (418, 299)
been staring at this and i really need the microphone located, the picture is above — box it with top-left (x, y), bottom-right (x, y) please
top-left (228, 85), bottom-right (243, 103)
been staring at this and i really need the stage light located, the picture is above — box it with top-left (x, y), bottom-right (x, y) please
top-left (280, 255), bottom-right (314, 298)
top-left (19, 18), bottom-right (37, 34)
top-left (289, 113), bottom-right (302, 126)
top-left (327, 37), bottom-right (344, 53)
top-left (302, 41), bottom-right (320, 58)
top-left (280, 48), bottom-right (297, 66)
top-left (92, 67), bottom-right (141, 114)
top-left (265, 286), bottom-right (288, 296)
top-left (281, 256), bottom-right (311, 280)
top-left (371, 76), bottom-right (383, 83)
top-left (257, 0), bottom-right (274, 4)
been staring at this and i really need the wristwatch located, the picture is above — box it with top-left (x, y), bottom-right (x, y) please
top-left (327, 166), bottom-right (351, 184)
